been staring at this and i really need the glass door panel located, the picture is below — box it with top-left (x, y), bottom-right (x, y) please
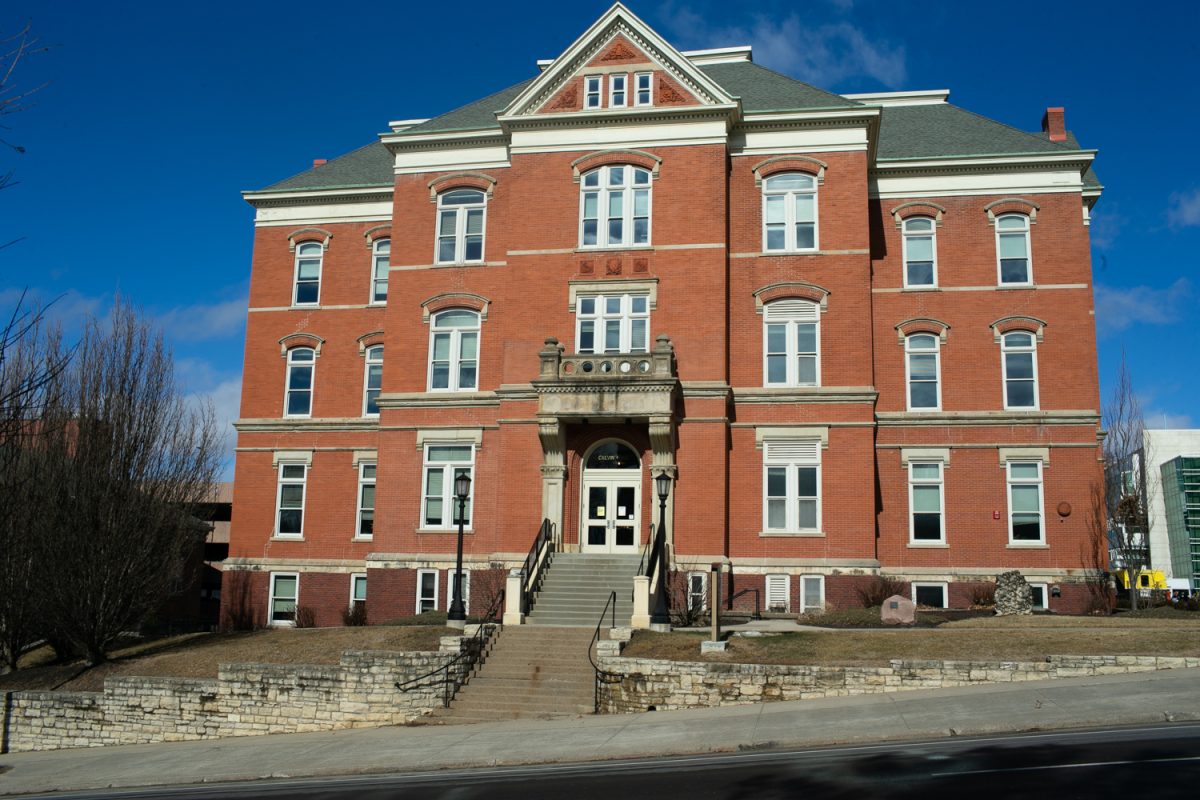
top-left (587, 485), bottom-right (609, 547)
top-left (614, 484), bottom-right (636, 548)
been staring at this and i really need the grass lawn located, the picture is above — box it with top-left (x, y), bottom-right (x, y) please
top-left (0, 626), bottom-right (454, 693)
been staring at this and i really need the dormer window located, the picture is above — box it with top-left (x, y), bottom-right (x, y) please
top-left (585, 76), bottom-right (602, 109)
top-left (609, 74), bottom-right (627, 107)
top-left (635, 73), bottom-right (652, 106)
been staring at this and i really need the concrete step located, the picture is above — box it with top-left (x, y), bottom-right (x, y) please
top-left (430, 708), bottom-right (588, 723)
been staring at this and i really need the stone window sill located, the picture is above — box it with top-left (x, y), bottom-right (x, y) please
top-left (907, 542), bottom-right (949, 548)
top-left (351, 536), bottom-right (374, 543)
top-left (271, 536), bottom-right (304, 542)
top-left (1007, 542), bottom-right (1049, 549)
top-left (416, 528), bottom-right (474, 535)
top-left (759, 530), bottom-right (824, 538)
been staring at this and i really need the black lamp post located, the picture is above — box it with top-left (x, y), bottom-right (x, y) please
top-left (447, 471), bottom-right (472, 629)
top-left (650, 472), bottom-right (672, 627)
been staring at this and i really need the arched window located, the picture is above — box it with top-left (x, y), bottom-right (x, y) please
top-left (763, 299), bottom-right (819, 387)
top-left (371, 238), bottom-right (390, 303)
top-left (284, 347), bottom-right (315, 417)
top-left (585, 440), bottom-right (641, 470)
top-left (905, 334), bottom-right (940, 411)
top-left (293, 242), bottom-right (322, 305)
top-left (428, 309), bottom-right (479, 391)
top-left (763, 173), bottom-right (817, 252)
top-left (436, 189), bottom-right (486, 264)
top-left (580, 165), bottom-right (651, 248)
top-left (996, 214), bottom-right (1032, 285)
top-left (1000, 332), bottom-right (1038, 409)
top-left (902, 217), bottom-right (936, 287)
top-left (363, 345), bottom-right (383, 416)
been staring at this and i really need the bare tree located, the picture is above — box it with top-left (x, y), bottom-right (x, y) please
top-left (37, 301), bottom-right (220, 664)
top-left (1102, 353), bottom-right (1149, 611)
top-left (2, 21), bottom-right (48, 249)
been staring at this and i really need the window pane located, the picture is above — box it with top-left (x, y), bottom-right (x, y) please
top-left (438, 209), bottom-right (457, 234)
top-left (909, 353), bottom-right (937, 380)
top-left (583, 171), bottom-right (599, 187)
top-left (1007, 381), bottom-right (1036, 408)
top-left (288, 366), bottom-right (312, 390)
top-left (367, 364), bottom-right (383, 390)
top-left (353, 577), bottom-right (367, 601)
top-left (633, 189), bottom-right (648, 216)
top-left (432, 333), bottom-right (451, 360)
top-left (289, 349), bottom-right (314, 363)
top-left (633, 217), bottom-right (649, 243)
top-left (607, 191), bottom-right (623, 218)
top-left (286, 391), bottom-right (311, 416)
top-left (910, 382), bottom-right (938, 409)
top-left (464, 237), bottom-right (482, 261)
top-left (631, 296), bottom-right (647, 314)
top-left (908, 335), bottom-right (936, 350)
top-left (797, 356), bottom-right (817, 385)
top-left (429, 445), bottom-right (472, 462)
top-left (273, 576), bottom-right (297, 599)
top-left (913, 513), bottom-right (941, 540)
top-left (437, 239), bottom-right (456, 263)
top-left (281, 465), bottom-right (305, 479)
top-left (1010, 462), bottom-right (1040, 479)
top-left (797, 467), bottom-right (817, 498)
top-left (459, 332), bottom-right (478, 360)
top-left (795, 223), bottom-right (815, 249)
top-left (767, 498), bottom-right (786, 529)
top-left (797, 499), bottom-right (817, 529)
top-left (583, 192), bottom-right (598, 218)
top-left (913, 485), bottom-right (940, 513)
top-left (765, 174), bottom-right (813, 190)
top-left (911, 463), bottom-right (940, 480)
top-left (1000, 259), bottom-right (1029, 283)
top-left (278, 509), bottom-right (302, 534)
top-left (1004, 333), bottom-right (1033, 348)
top-left (766, 227), bottom-right (785, 250)
top-left (430, 363), bottom-right (449, 389)
top-left (605, 320), bottom-right (621, 351)
top-left (1011, 484), bottom-right (1040, 513)
top-left (907, 236), bottom-right (933, 261)
top-left (297, 260), bottom-right (320, 279)
top-left (915, 585), bottom-right (944, 608)
top-left (441, 190), bottom-right (483, 205)
top-left (997, 216), bottom-right (1026, 230)
top-left (794, 194), bottom-right (814, 223)
top-left (907, 262), bottom-right (935, 286)
top-left (766, 467), bottom-right (787, 497)
top-left (295, 283), bottom-right (319, 304)
top-left (765, 195), bottom-right (785, 223)
top-left (608, 219), bottom-right (623, 242)
top-left (905, 218), bottom-right (933, 232)
top-left (459, 362), bottom-right (477, 389)
top-left (766, 324), bottom-right (786, 353)
top-left (361, 464), bottom-right (376, 479)
top-left (1012, 514), bottom-right (1042, 540)
top-left (796, 324), bottom-right (816, 353)
top-left (767, 354), bottom-right (787, 384)
top-left (434, 310), bottom-right (477, 328)
top-left (580, 297), bottom-right (596, 315)
top-left (465, 209), bottom-right (484, 235)
top-left (424, 498), bottom-right (443, 527)
top-left (633, 168), bottom-right (650, 185)
top-left (608, 167), bottom-right (624, 186)
top-left (630, 318), bottom-right (647, 351)
top-left (582, 220), bottom-right (598, 245)
top-left (364, 390), bottom-right (379, 415)
top-left (999, 233), bottom-right (1027, 259)
top-left (579, 320), bottom-right (594, 352)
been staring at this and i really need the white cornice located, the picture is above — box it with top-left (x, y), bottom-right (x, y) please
top-left (875, 151), bottom-right (1095, 171)
top-left (243, 186), bottom-right (392, 208)
top-left (842, 89), bottom-right (949, 107)
top-left (682, 46), bottom-right (753, 65)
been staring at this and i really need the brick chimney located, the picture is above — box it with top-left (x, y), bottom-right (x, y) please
top-left (1041, 107), bottom-right (1066, 142)
top-left (312, 158), bottom-right (328, 168)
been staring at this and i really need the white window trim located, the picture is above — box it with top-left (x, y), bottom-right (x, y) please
top-left (799, 575), bottom-right (825, 614)
top-left (274, 462), bottom-right (307, 539)
top-left (762, 439), bottom-right (822, 535)
top-left (762, 301), bottom-right (820, 388)
top-left (420, 443), bottom-right (475, 531)
top-left (350, 573), bottom-right (367, 609)
top-left (686, 571), bottom-right (707, 613)
top-left (761, 173), bottom-right (819, 253)
top-left (416, 569), bottom-right (439, 614)
top-left (765, 574), bottom-right (790, 612)
top-left (284, 348), bottom-right (315, 419)
top-left (268, 572), bottom-right (300, 627)
top-left (634, 72), bottom-right (653, 107)
top-left (446, 570), bottom-right (470, 614)
top-left (578, 165), bottom-right (653, 249)
top-left (901, 217), bottom-right (938, 288)
top-left (904, 334), bottom-right (942, 412)
top-left (355, 461), bottom-right (376, 540)
top-left (1006, 460), bottom-right (1045, 545)
top-left (434, 191), bottom-right (486, 265)
top-left (911, 581), bottom-right (948, 609)
top-left (584, 76), bottom-right (602, 109)
top-left (575, 292), bottom-right (650, 354)
top-left (427, 310), bottom-right (481, 392)
top-left (1000, 332), bottom-right (1040, 411)
top-left (608, 73), bottom-right (627, 108)
top-left (292, 242), bottom-right (322, 306)
top-left (370, 238), bottom-right (389, 305)
top-left (995, 214), bottom-right (1033, 287)
top-left (362, 345), bottom-right (383, 417)
top-left (1029, 582), bottom-right (1049, 610)
top-left (908, 460), bottom-right (945, 545)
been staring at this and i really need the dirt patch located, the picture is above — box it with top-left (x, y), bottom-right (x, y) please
top-left (0, 626), bottom-right (454, 693)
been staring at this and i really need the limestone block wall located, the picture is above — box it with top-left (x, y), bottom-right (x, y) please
top-left (597, 654), bottom-right (1200, 713)
top-left (2, 649), bottom-right (457, 753)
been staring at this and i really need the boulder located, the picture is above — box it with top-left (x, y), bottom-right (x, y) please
top-left (995, 570), bottom-right (1033, 616)
top-left (881, 594), bottom-right (916, 625)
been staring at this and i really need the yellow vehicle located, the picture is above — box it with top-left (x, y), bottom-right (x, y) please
top-left (1113, 569), bottom-right (1168, 590)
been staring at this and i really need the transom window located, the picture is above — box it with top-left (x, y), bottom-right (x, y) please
top-left (996, 214), bottom-right (1032, 285)
top-left (1001, 332), bottom-right (1038, 409)
top-left (285, 347), bottom-right (314, 417)
top-left (763, 173), bottom-right (818, 252)
top-left (275, 463), bottom-right (307, 537)
top-left (436, 189), bottom-right (486, 264)
top-left (576, 293), bottom-right (649, 353)
top-left (902, 217), bottom-right (936, 287)
top-left (909, 461), bottom-right (944, 543)
top-left (763, 299), bottom-right (819, 387)
top-left (422, 444), bottom-right (473, 530)
top-left (293, 242), bottom-right (322, 305)
top-left (428, 310), bottom-right (479, 392)
top-left (363, 345), bottom-right (383, 416)
top-left (635, 72), bottom-right (652, 106)
top-left (1007, 461), bottom-right (1044, 544)
top-left (905, 334), bottom-right (941, 411)
top-left (356, 462), bottom-right (376, 538)
top-left (371, 238), bottom-right (390, 303)
top-left (580, 165), bottom-right (651, 248)
top-left (763, 439), bottom-right (821, 533)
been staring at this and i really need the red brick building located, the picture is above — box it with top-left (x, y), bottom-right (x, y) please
top-left (224, 4), bottom-right (1105, 627)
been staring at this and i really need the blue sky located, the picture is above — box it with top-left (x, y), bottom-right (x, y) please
top-left (3, 0), bottom-right (1197, 473)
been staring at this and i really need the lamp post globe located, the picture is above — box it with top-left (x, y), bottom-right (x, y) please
top-left (447, 472), bottom-right (471, 629)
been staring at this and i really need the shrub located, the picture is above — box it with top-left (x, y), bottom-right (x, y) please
top-left (856, 576), bottom-right (907, 608)
top-left (293, 606), bottom-right (316, 629)
top-left (342, 603), bottom-right (368, 627)
top-left (967, 583), bottom-right (996, 608)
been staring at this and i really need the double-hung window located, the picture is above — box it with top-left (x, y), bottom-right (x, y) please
top-left (422, 444), bottom-right (473, 530)
top-left (635, 72), bottom-right (652, 106)
top-left (996, 214), bottom-right (1032, 285)
top-left (584, 76), bottom-right (602, 109)
top-left (799, 575), bottom-right (824, 614)
top-left (763, 299), bottom-right (819, 387)
top-left (356, 462), bottom-right (376, 538)
top-left (1007, 461), bottom-right (1044, 544)
top-left (905, 334), bottom-right (940, 411)
top-left (687, 572), bottom-right (706, 613)
top-left (609, 74), bottom-right (627, 107)
top-left (363, 345), bottom-right (383, 415)
top-left (1001, 332), bottom-right (1038, 409)
top-left (909, 461), bottom-right (944, 543)
top-left (269, 573), bottom-right (299, 626)
top-left (436, 190), bottom-right (486, 264)
top-left (416, 569), bottom-right (438, 614)
top-left (576, 293), bottom-right (649, 353)
top-left (763, 439), bottom-right (821, 534)
top-left (902, 217), bottom-right (936, 287)
top-left (276, 463), bottom-right (307, 537)
top-left (284, 347), bottom-right (314, 417)
top-left (428, 310), bottom-right (479, 391)
top-left (293, 242), bottom-right (322, 305)
top-left (350, 574), bottom-right (367, 610)
top-left (763, 173), bottom-right (817, 252)
top-left (580, 165), bottom-right (651, 248)
top-left (371, 238), bottom-right (389, 303)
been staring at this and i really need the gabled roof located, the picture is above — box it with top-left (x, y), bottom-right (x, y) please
top-left (402, 79), bottom-right (536, 135)
top-left (874, 102), bottom-right (1084, 161)
top-left (699, 61), bottom-right (862, 112)
top-left (258, 141), bottom-right (394, 193)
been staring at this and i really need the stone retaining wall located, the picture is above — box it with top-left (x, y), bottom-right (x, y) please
top-left (597, 653), bottom-right (1200, 713)
top-left (2, 648), bottom-right (460, 753)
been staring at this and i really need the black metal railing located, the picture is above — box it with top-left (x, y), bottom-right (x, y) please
top-left (521, 519), bottom-right (554, 616)
top-left (587, 590), bottom-right (622, 714)
top-left (637, 523), bottom-right (655, 576)
top-left (729, 588), bottom-right (762, 621)
top-left (394, 590), bottom-right (504, 708)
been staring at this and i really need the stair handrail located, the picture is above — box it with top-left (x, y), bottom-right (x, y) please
top-left (637, 523), bottom-right (654, 577)
top-left (587, 590), bottom-right (622, 714)
top-left (521, 518), bottom-right (555, 615)
top-left (394, 589), bottom-right (504, 707)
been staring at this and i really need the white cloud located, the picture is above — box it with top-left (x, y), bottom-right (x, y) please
top-left (156, 296), bottom-right (247, 342)
top-left (661, 6), bottom-right (906, 88)
top-left (1093, 278), bottom-right (1191, 335)
top-left (184, 374), bottom-right (242, 480)
top-left (1167, 189), bottom-right (1200, 228)
top-left (1145, 410), bottom-right (1195, 430)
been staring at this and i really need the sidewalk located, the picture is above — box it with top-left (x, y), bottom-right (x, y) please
top-left (2, 668), bottom-right (1198, 796)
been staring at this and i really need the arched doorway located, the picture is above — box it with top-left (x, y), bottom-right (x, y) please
top-left (580, 440), bottom-right (641, 554)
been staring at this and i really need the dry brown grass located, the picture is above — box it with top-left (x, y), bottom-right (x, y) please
top-left (622, 625), bottom-right (1200, 668)
top-left (0, 626), bottom-right (453, 693)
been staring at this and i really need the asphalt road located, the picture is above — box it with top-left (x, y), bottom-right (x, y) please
top-left (14, 723), bottom-right (1200, 800)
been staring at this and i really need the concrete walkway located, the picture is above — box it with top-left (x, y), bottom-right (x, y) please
top-left (1, 668), bottom-right (1198, 796)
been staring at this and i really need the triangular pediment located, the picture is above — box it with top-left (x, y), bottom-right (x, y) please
top-left (502, 3), bottom-right (737, 119)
